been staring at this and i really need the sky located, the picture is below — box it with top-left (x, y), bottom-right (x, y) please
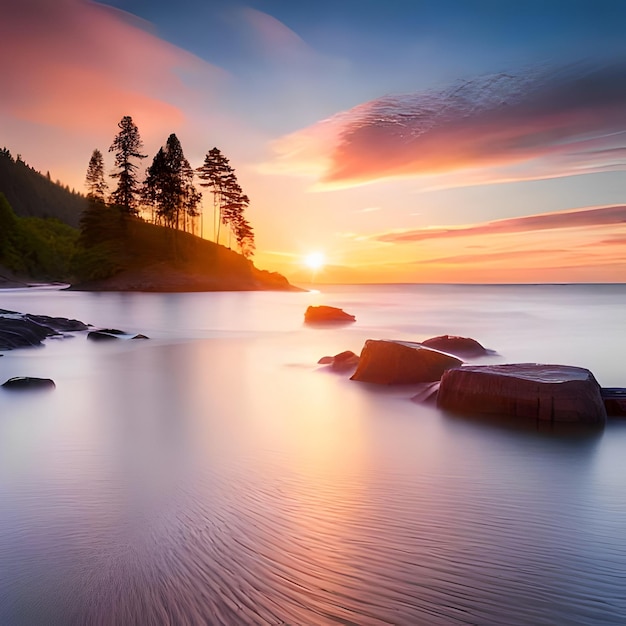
top-left (1, 0), bottom-right (625, 284)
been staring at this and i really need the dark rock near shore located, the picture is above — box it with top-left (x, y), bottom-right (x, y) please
top-left (305, 306), bottom-right (356, 324)
top-left (601, 388), bottom-right (626, 417)
top-left (421, 335), bottom-right (490, 357)
top-left (88, 329), bottom-right (149, 341)
top-left (0, 310), bottom-right (89, 351)
top-left (26, 314), bottom-right (88, 333)
top-left (438, 363), bottom-right (607, 426)
top-left (2, 376), bottom-right (56, 390)
top-left (318, 350), bottom-right (360, 372)
top-left (351, 339), bottom-right (463, 385)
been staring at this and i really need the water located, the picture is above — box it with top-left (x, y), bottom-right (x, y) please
top-left (1, 284), bottom-right (625, 625)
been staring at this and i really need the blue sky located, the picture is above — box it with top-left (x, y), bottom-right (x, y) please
top-left (99, 0), bottom-right (626, 128)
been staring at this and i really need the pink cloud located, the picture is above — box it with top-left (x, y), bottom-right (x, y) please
top-left (0, 0), bottom-right (225, 136)
top-left (375, 205), bottom-right (626, 244)
top-left (271, 63), bottom-right (626, 188)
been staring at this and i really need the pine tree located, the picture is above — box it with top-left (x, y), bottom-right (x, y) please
top-left (234, 215), bottom-right (255, 258)
top-left (197, 147), bottom-right (233, 243)
top-left (181, 160), bottom-right (201, 233)
top-left (143, 134), bottom-right (200, 231)
top-left (85, 149), bottom-right (108, 201)
top-left (221, 173), bottom-right (249, 247)
top-left (108, 116), bottom-right (146, 215)
top-left (143, 147), bottom-right (167, 225)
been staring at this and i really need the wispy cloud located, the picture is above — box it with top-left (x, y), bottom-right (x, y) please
top-left (413, 248), bottom-right (571, 265)
top-left (270, 62), bottom-right (626, 188)
top-left (374, 205), bottom-right (626, 244)
top-left (355, 206), bottom-right (381, 213)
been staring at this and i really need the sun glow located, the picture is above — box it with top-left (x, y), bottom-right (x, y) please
top-left (304, 252), bottom-right (326, 270)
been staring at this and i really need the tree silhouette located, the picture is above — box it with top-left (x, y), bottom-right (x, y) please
top-left (108, 116), bottom-right (146, 215)
top-left (85, 149), bottom-right (108, 202)
top-left (143, 147), bottom-right (167, 224)
top-left (181, 160), bottom-right (202, 234)
top-left (234, 215), bottom-right (255, 258)
top-left (220, 173), bottom-right (250, 248)
top-left (143, 134), bottom-right (201, 232)
top-left (197, 147), bottom-right (233, 243)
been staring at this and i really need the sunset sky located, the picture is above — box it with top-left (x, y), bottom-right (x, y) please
top-left (1, 0), bottom-right (625, 283)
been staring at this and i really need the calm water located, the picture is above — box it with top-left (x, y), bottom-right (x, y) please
top-left (1, 284), bottom-right (625, 625)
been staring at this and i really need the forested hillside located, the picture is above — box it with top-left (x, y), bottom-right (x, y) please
top-left (0, 148), bottom-right (86, 227)
top-left (0, 126), bottom-right (295, 291)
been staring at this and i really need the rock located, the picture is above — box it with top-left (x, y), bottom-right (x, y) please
top-left (2, 376), bottom-right (56, 390)
top-left (318, 356), bottom-right (334, 365)
top-left (0, 310), bottom-right (89, 351)
top-left (87, 330), bottom-right (120, 341)
top-left (318, 350), bottom-right (360, 372)
top-left (88, 329), bottom-right (149, 341)
top-left (0, 316), bottom-right (53, 349)
top-left (25, 314), bottom-right (89, 332)
top-left (437, 364), bottom-right (607, 426)
top-left (304, 306), bottom-right (356, 324)
top-left (421, 335), bottom-right (490, 357)
top-left (601, 388), bottom-right (626, 417)
top-left (350, 340), bottom-right (463, 384)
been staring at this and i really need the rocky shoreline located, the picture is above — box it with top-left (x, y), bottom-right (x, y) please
top-left (313, 307), bottom-right (625, 425)
top-left (3, 303), bottom-right (624, 424)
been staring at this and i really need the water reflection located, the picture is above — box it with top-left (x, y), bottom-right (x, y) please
top-left (1, 287), bottom-right (626, 624)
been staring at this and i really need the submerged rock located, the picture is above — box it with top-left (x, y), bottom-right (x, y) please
top-left (304, 306), bottom-right (356, 324)
top-left (2, 376), bottom-right (56, 390)
top-left (438, 363), bottom-right (607, 426)
top-left (351, 339), bottom-right (462, 385)
top-left (318, 350), bottom-right (360, 372)
top-left (421, 335), bottom-right (490, 357)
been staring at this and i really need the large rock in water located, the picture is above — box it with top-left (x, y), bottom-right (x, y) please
top-left (350, 340), bottom-right (463, 384)
top-left (421, 335), bottom-right (489, 357)
top-left (304, 306), bottom-right (355, 324)
top-left (438, 364), bottom-right (607, 426)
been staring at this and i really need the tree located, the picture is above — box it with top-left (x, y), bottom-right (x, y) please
top-left (142, 134), bottom-right (201, 231)
top-left (234, 215), bottom-right (255, 258)
top-left (197, 147), bottom-right (233, 243)
top-left (143, 147), bottom-right (167, 224)
top-left (85, 149), bottom-right (108, 202)
top-left (220, 173), bottom-right (249, 247)
top-left (180, 160), bottom-right (202, 233)
top-left (0, 192), bottom-right (17, 255)
top-left (108, 116), bottom-right (146, 215)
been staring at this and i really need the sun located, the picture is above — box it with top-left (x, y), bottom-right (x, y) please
top-left (304, 251), bottom-right (325, 271)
